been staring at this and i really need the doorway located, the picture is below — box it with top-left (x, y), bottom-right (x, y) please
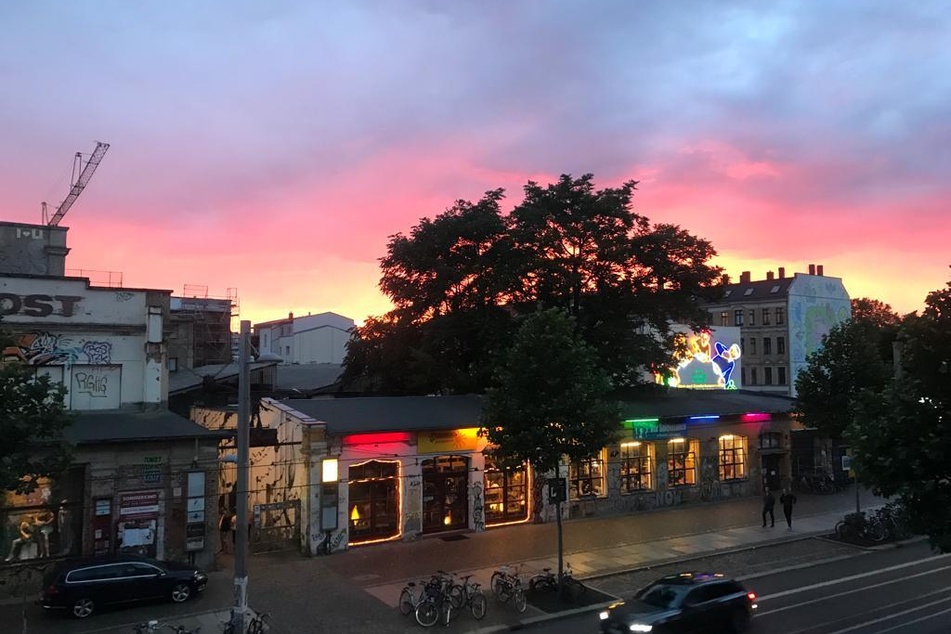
top-left (421, 455), bottom-right (469, 533)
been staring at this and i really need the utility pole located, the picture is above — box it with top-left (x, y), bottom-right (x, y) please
top-left (231, 320), bottom-right (251, 632)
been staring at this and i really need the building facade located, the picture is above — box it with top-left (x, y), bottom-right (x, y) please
top-left (704, 265), bottom-right (851, 396)
top-left (254, 311), bottom-right (354, 365)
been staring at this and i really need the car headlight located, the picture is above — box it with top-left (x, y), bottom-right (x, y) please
top-left (599, 611), bottom-right (610, 620)
top-left (629, 625), bottom-right (652, 633)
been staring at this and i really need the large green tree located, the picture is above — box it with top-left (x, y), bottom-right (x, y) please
top-left (847, 276), bottom-right (951, 550)
top-left (0, 363), bottom-right (74, 495)
top-left (481, 308), bottom-right (619, 584)
top-left (794, 297), bottom-right (900, 438)
top-left (342, 174), bottom-right (723, 394)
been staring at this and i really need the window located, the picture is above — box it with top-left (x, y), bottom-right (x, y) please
top-left (666, 439), bottom-right (698, 486)
top-left (718, 435), bottom-right (747, 480)
top-left (748, 310), bottom-right (755, 326)
top-left (764, 367), bottom-right (773, 385)
top-left (777, 337), bottom-right (785, 355)
top-left (484, 458), bottom-right (529, 524)
top-left (619, 442), bottom-right (653, 493)
top-left (776, 307), bottom-right (785, 325)
top-left (762, 308), bottom-right (770, 325)
top-left (168, 357), bottom-right (178, 372)
top-left (741, 367), bottom-right (746, 385)
top-left (749, 338), bottom-right (756, 355)
top-left (763, 337), bottom-right (772, 355)
top-left (734, 310), bottom-right (743, 326)
top-left (348, 460), bottom-right (400, 542)
top-left (778, 367), bottom-right (787, 385)
top-left (720, 311), bottom-right (728, 326)
top-left (750, 367), bottom-right (758, 385)
top-left (570, 452), bottom-right (606, 498)
top-left (759, 432), bottom-right (783, 450)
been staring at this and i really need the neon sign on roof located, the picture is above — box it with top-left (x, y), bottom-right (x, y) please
top-left (657, 329), bottom-right (742, 390)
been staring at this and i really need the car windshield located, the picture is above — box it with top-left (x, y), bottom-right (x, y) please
top-left (637, 584), bottom-right (687, 610)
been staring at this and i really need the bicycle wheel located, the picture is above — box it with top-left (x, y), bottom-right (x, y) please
top-left (415, 599), bottom-right (440, 628)
top-left (530, 575), bottom-right (555, 592)
top-left (834, 521), bottom-right (854, 539)
top-left (398, 588), bottom-right (415, 616)
top-left (247, 619), bottom-right (265, 634)
top-left (449, 584), bottom-right (465, 610)
top-left (490, 571), bottom-right (504, 597)
top-left (513, 585), bottom-right (527, 613)
top-left (865, 520), bottom-right (887, 542)
top-left (470, 591), bottom-right (487, 620)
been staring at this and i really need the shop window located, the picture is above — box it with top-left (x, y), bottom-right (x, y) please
top-left (619, 442), bottom-right (653, 493)
top-left (569, 452), bottom-right (606, 498)
top-left (666, 439), bottom-right (698, 486)
top-left (718, 435), bottom-right (747, 481)
top-left (484, 458), bottom-right (529, 525)
top-left (348, 460), bottom-right (400, 542)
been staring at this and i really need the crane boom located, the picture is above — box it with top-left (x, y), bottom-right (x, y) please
top-left (46, 141), bottom-right (110, 227)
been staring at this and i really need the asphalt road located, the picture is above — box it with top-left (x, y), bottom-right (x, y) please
top-left (536, 541), bottom-right (951, 634)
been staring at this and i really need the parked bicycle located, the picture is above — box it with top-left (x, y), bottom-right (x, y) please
top-left (835, 511), bottom-right (886, 542)
top-left (399, 578), bottom-right (430, 617)
top-left (490, 565), bottom-right (527, 613)
top-left (414, 571), bottom-right (456, 627)
top-left (247, 611), bottom-right (270, 634)
top-left (452, 573), bottom-right (487, 620)
top-left (529, 562), bottom-right (587, 601)
top-left (871, 503), bottom-right (912, 542)
top-left (134, 621), bottom-right (200, 634)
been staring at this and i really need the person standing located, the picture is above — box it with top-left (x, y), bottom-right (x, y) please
top-left (218, 511), bottom-right (233, 554)
top-left (762, 489), bottom-right (776, 528)
top-left (780, 488), bottom-right (798, 530)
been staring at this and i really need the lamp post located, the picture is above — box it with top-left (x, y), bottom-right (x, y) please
top-left (231, 320), bottom-right (251, 632)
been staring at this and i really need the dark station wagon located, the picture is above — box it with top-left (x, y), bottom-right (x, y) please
top-left (599, 571), bottom-right (757, 634)
top-left (40, 555), bottom-right (208, 618)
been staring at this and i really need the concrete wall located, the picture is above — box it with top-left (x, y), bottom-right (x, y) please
top-left (0, 222), bottom-right (69, 276)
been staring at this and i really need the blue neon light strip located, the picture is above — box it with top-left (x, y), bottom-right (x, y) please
top-left (687, 415), bottom-right (721, 422)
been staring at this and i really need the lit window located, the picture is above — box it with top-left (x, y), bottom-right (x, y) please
top-left (667, 439), bottom-right (699, 486)
top-left (718, 435), bottom-right (747, 481)
top-left (570, 452), bottom-right (606, 498)
top-left (619, 442), bottom-right (653, 493)
top-left (720, 311), bottom-right (729, 327)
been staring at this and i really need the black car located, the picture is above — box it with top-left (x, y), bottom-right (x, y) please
top-left (599, 572), bottom-right (757, 634)
top-left (40, 555), bottom-right (208, 618)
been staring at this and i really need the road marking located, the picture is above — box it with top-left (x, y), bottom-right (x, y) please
top-left (871, 604), bottom-right (951, 634)
top-left (755, 565), bottom-right (951, 616)
top-left (818, 595), bottom-right (951, 634)
top-left (758, 554), bottom-right (951, 601)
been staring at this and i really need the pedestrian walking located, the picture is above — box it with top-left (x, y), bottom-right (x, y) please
top-left (218, 511), bottom-right (233, 554)
top-left (780, 488), bottom-right (798, 530)
top-left (762, 488), bottom-right (776, 528)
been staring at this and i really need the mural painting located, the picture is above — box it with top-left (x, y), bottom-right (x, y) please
top-left (471, 480), bottom-right (485, 532)
top-left (2, 332), bottom-right (112, 366)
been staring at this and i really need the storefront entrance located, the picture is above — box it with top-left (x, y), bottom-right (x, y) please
top-left (484, 458), bottom-right (529, 525)
top-left (422, 455), bottom-right (469, 533)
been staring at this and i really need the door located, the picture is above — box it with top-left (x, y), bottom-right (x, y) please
top-left (762, 454), bottom-right (783, 491)
top-left (421, 455), bottom-right (469, 533)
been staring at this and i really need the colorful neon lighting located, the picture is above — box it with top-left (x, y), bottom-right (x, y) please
top-left (348, 458), bottom-right (403, 547)
top-left (342, 431), bottom-right (412, 445)
top-left (740, 412), bottom-right (772, 423)
top-left (688, 415), bottom-right (721, 422)
top-left (659, 330), bottom-right (742, 390)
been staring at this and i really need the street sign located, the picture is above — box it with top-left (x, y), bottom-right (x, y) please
top-left (547, 477), bottom-right (567, 504)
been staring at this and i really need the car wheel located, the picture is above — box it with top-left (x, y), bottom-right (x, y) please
top-left (730, 607), bottom-right (750, 632)
top-left (170, 582), bottom-right (192, 603)
top-left (72, 597), bottom-right (95, 619)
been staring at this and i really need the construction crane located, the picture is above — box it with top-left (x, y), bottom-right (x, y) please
top-left (42, 141), bottom-right (110, 226)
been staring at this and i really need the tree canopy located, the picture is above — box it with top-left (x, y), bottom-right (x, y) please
top-left (824, 275), bottom-right (951, 550)
top-left (793, 297), bottom-right (900, 438)
top-left (481, 308), bottom-right (620, 472)
top-left (342, 174), bottom-right (724, 394)
top-left (0, 363), bottom-right (74, 495)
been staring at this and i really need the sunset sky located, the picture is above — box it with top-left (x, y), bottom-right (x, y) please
top-left (2, 1), bottom-right (948, 326)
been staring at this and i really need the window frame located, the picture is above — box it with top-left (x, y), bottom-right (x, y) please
top-left (777, 337), bottom-right (785, 355)
top-left (569, 451), bottom-right (607, 499)
top-left (666, 438), bottom-right (699, 486)
top-left (733, 310), bottom-right (744, 326)
top-left (718, 434), bottom-right (747, 481)
top-left (762, 308), bottom-right (771, 325)
top-left (619, 442), bottom-right (653, 493)
top-left (763, 337), bottom-right (772, 355)
top-left (776, 307), bottom-right (785, 325)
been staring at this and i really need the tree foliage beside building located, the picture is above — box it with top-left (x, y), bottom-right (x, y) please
top-left (342, 174), bottom-right (724, 394)
top-left (847, 276), bottom-right (951, 550)
top-left (0, 363), bottom-right (74, 495)
top-left (793, 297), bottom-right (900, 438)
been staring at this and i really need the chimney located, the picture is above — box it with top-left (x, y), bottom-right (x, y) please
top-left (288, 312), bottom-right (294, 320)
top-left (808, 264), bottom-right (816, 275)
top-left (817, 264), bottom-right (824, 276)
top-left (778, 267), bottom-right (785, 279)
top-left (740, 271), bottom-right (751, 284)
top-left (766, 271), bottom-right (775, 280)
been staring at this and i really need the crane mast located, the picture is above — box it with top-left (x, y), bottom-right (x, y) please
top-left (43, 141), bottom-right (110, 226)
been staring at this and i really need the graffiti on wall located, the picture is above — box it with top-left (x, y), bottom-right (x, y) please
top-left (2, 332), bottom-right (112, 366)
top-left (471, 481), bottom-right (485, 532)
top-left (403, 474), bottom-right (422, 537)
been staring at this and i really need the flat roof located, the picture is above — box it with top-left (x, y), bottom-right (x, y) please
top-left (67, 409), bottom-right (231, 444)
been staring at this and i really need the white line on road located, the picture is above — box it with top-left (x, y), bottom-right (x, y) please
top-left (817, 595), bottom-right (951, 634)
top-left (870, 604), bottom-right (951, 634)
top-left (755, 565), bottom-right (951, 616)
top-left (758, 554), bottom-right (951, 601)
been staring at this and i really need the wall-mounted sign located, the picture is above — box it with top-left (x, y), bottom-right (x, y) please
top-left (185, 523), bottom-right (206, 551)
top-left (118, 491), bottom-right (160, 518)
top-left (143, 456), bottom-right (163, 484)
top-left (0, 294), bottom-right (83, 318)
top-left (418, 428), bottom-right (481, 454)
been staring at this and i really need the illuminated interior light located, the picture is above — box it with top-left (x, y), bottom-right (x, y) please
top-left (322, 458), bottom-right (339, 482)
top-left (669, 437), bottom-right (685, 443)
top-left (350, 505), bottom-right (361, 521)
top-left (720, 434), bottom-right (734, 441)
top-left (620, 441), bottom-right (642, 448)
top-left (343, 431), bottom-right (412, 445)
